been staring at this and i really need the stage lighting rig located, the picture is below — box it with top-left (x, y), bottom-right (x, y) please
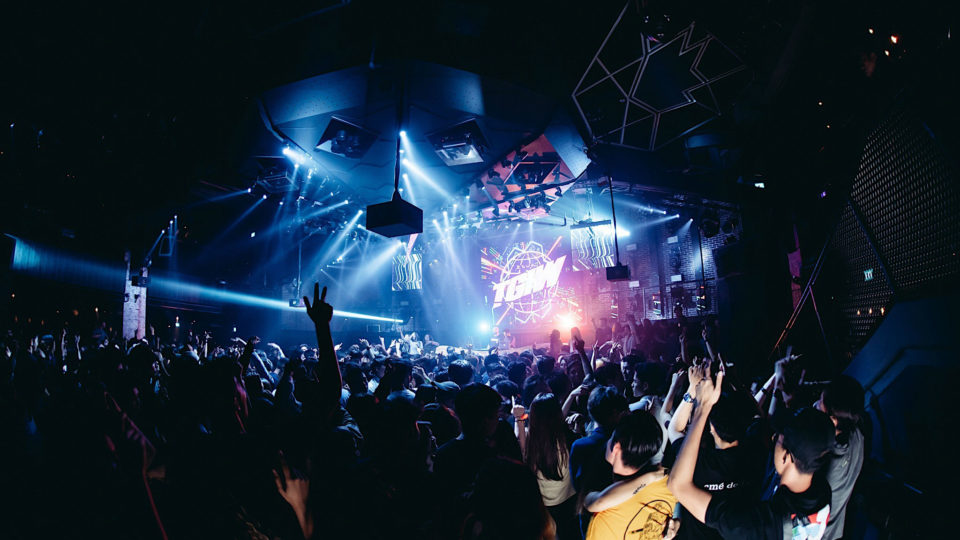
top-left (366, 93), bottom-right (423, 238)
top-left (427, 119), bottom-right (488, 166)
top-left (254, 157), bottom-right (299, 194)
top-left (316, 117), bottom-right (377, 159)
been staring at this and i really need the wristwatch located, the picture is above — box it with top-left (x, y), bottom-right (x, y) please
top-left (682, 393), bottom-right (695, 404)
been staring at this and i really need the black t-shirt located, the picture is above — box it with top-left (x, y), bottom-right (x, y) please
top-left (704, 474), bottom-right (832, 540)
top-left (674, 436), bottom-right (766, 539)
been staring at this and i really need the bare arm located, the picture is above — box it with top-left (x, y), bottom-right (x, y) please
top-left (660, 369), bottom-right (687, 420)
top-left (701, 328), bottom-right (718, 363)
top-left (667, 365), bottom-right (724, 523)
top-left (303, 283), bottom-right (343, 410)
top-left (667, 365), bottom-right (706, 440)
top-left (562, 384), bottom-right (587, 417)
top-left (512, 399), bottom-right (527, 457)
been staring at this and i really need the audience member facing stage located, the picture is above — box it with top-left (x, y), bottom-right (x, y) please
top-left (3, 277), bottom-right (876, 540)
top-left (816, 375), bottom-right (866, 540)
top-left (669, 360), bottom-right (836, 540)
top-left (666, 384), bottom-right (766, 540)
top-left (570, 385), bottom-right (629, 536)
top-left (583, 410), bottom-right (677, 540)
top-left (513, 393), bottom-right (580, 540)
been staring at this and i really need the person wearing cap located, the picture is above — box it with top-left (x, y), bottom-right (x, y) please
top-left (668, 364), bottom-right (835, 540)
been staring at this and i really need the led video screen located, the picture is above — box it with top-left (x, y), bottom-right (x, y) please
top-left (392, 253), bottom-right (422, 291)
top-left (479, 232), bottom-right (582, 331)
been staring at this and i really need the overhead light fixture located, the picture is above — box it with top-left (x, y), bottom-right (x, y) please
top-left (427, 119), bottom-right (488, 166)
top-left (365, 111), bottom-right (423, 238)
top-left (254, 156), bottom-right (299, 194)
top-left (316, 117), bottom-right (378, 159)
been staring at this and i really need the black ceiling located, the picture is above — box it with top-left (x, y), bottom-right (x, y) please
top-left (1, 0), bottom-right (955, 261)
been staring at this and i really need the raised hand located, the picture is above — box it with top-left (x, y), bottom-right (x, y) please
top-left (511, 397), bottom-right (526, 421)
top-left (695, 361), bottom-right (724, 408)
top-left (273, 454), bottom-right (313, 538)
top-left (687, 363), bottom-right (706, 388)
top-left (303, 282), bottom-right (333, 325)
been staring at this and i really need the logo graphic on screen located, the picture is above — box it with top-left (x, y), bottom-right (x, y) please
top-left (490, 242), bottom-right (565, 324)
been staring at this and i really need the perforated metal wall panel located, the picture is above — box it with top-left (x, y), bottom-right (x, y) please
top-left (817, 105), bottom-right (959, 356)
top-left (851, 109), bottom-right (960, 292)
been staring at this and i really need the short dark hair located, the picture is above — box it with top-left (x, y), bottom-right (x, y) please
top-left (588, 385), bottom-right (628, 429)
top-left (708, 391), bottom-right (757, 444)
top-left (521, 375), bottom-right (552, 407)
top-left (536, 356), bottom-right (556, 375)
top-left (341, 361), bottom-right (366, 394)
top-left (609, 410), bottom-right (662, 472)
top-left (492, 380), bottom-right (519, 400)
top-left (780, 408), bottom-right (835, 474)
top-left (507, 361), bottom-right (527, 388)
top-left (622, 354), bottom-right (643, 370)
top-left (633, 362), bottom-right (669, 396)
top-left (454, 383), bottom-right (501, 436)
top-left (593, 362), bottom-right (623, 388)
top-left (448, 359), bottom-right (475, 387)
top-left (821, 375), bottom-right (865, 445)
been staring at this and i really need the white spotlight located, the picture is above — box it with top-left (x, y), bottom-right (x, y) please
top-left (250, 232), bottom-right (256, 238)
top-left (261, 194), bottom-right (267, 200)
top-left (399, 130), bottom-right (407, 138)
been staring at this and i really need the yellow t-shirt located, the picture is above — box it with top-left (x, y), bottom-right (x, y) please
top-left (586, 475), bottom-right (677, 540)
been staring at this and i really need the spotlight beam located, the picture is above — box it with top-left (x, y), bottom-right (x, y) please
top-left (8, 238), bottom-right (403, 323)
top-left (402, 158), bottom-right (451, 198)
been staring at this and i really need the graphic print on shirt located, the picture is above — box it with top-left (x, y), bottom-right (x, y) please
top-left (626, 499), bottom-right (674, 540)
top-left (790, 504), bottom-right (830, 540)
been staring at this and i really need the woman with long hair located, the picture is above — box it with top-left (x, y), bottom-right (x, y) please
top-left (515, 393), bottom-right (579, 539)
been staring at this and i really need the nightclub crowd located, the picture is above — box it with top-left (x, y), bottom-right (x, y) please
top-left (0, 283), bottom-right (866, 540)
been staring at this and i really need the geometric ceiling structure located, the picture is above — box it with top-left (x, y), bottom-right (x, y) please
top-left (573, 2), bottom-right (752, 151)
top-left (476, 134), bottom-right (581, 222)
top-left (252, 61), bottom-right (588, 220)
